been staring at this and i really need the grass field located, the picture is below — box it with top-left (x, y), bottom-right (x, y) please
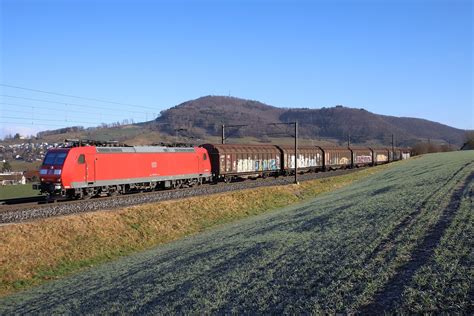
top-left (0, 184), bottom-right (40, 200)
top-left (0, 151), bottom-right (472, 313)
top-left (0, 163), bottom-right (389, 297)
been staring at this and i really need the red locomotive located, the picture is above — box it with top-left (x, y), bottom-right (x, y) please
top-left (37, 141), bottom-right (211, 199)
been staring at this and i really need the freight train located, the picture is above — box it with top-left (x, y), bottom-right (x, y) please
top-left (34, 141), bottom-right (410, 199)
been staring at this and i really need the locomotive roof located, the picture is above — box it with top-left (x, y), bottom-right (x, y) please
top-left (95, 146), bottom-right (196, 153)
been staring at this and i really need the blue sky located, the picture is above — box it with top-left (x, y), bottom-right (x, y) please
top-left (0, 0), bottom-right (472, 138)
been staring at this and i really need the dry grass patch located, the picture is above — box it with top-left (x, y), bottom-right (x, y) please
top-left (0, 164), bottom-right (391, 296)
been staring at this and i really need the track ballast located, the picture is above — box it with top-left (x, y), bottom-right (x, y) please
top-left (0, 168), bottom-right (362, 224)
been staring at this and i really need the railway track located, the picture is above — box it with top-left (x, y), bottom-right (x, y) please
top-left (0, 196), bottom-right (47, 205)
top-left (0, 168), bottom-right (364, 225)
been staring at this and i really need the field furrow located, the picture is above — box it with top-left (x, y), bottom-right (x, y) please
top-left (397, 173), bottom-right (473, 312)
top-left (358, 168), bottom-right (473, 312)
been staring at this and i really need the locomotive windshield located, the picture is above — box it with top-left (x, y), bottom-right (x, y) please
top-left (43, 152), bottom-right (68, 165)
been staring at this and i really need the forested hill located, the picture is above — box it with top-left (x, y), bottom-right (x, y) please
top-left (152, 96), bottom-right (465, 145)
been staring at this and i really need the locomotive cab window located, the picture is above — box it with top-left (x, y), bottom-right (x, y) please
top-left (78, 154), bottom-right (85, 164)
top-left (43, 152), bottom-right (67, 165)
top-left (203, 153), bottom-right (207, 160)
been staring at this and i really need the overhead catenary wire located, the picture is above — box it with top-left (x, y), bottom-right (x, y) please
top-left (0, 115), bottom-right (107, 125)
top-left (0, 95), bottom-right (156, 116)
top-left (0, 102), bottom-right (148, 121)
top-left (0, 83), bottom-right (156, 110)
top-left (0, 84), bottom-right (173, 138)
top-left (0, 121), bottom-right (83, 128)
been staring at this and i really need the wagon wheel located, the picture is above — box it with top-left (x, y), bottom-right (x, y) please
top-left (83, 188), bottom-right (94, 199)
top-left (108, 186), bottom-right (119, 197)
top-left (224, 176), bottom-right (232, 184)
top-left (73, 191), bottom-right (83, 200)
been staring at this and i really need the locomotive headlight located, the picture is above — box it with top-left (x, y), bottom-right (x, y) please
top-left (54, 169), bottom-right (62, 175)
top-left (54, 184), bottom-right (62, 190)
top-left (40, 169), bottom-right (47, 175)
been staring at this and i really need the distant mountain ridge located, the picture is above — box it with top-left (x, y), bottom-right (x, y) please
top-left (26, 95), bottom-right (466, 146)
top-left (152, 96), bottom-right (465, 146)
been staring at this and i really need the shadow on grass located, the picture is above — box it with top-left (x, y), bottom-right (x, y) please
top-left (358, 171), bottom-right (474, 313)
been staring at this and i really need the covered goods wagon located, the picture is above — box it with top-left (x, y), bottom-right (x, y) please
top-left (318, 146), bottom-right (352, 170)
top-left (371, 148), bottom-right (390, 165)
top-left (349, 147), bottom-right (373, 167)
top-left (200, 144), bottom-right (281, 181)
top-left (401, 148), bottom-right (411, 160)
top-left (276, 145), bottom-right (324, 174)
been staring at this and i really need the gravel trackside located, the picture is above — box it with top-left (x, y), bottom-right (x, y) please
top-left (0, 168), bottom-right (358, 224)
top-left (1, 151), bottom-right (473, 314)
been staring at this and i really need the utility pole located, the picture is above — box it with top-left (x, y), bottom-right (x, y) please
top-left (391, 134), bottom-right (394, 152)
top-left (347, 134), bottom-right (351, 147)
top-left (221, 124), bottom-right (247, 144)
top-left (268, 122), bottom-right (298, 184)
top-left (391, 134), bottom-right (395, 162)
top-left (222, 124), bottom-right (225, 144)
top-left (294, 122), bottom-right (298, 185)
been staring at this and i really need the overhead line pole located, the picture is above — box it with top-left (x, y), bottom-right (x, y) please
top-left (268, 122), bottom-right (298, 184)
top-left (390, 134), bottom-right (394, 161)
top-left (222, 124), bottom-right (225, 144)
top-left (295, 122), bottom-right (298, 184)
top-left (221, 124), bottom-right (248, 144)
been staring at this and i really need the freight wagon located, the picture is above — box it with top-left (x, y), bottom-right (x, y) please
top-left (349, 147), bottom-right (373, 167)
top-left (200, 144), bottom-right (281, 182)
top-left (401, 148), bottom-right (411, 160)
top-left (276, 145), bottom-right (324, 174)
top-left (318, 146), bottom-right (352, 170)
top-left (371, 148), bottom-right (390, 165)
top-left (390, 148), bottom-right (400, 161)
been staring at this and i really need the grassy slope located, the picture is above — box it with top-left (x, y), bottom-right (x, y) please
top-left (0, 151), bottom-right (472, 313)
top-left (0, 164), bottom-right (388, 296)
top-left (398, 172), bottom-right (473, 312)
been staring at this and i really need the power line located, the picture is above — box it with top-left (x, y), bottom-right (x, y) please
top-left (0, 115), bottom-right (102, 125)
top-left (0, 121), bottom-right (78, 128)
top-left (0, 95), bottom-right (155, 116)
top-left (0, 83), bottom-right (157, 110)
top-left (0, 102), bottom-right (148, 121)
top-left (1, 113), bottom-right (148, 126)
